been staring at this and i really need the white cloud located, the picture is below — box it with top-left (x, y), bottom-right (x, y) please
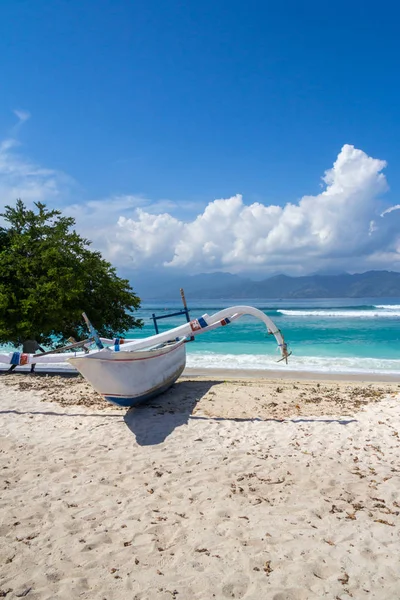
top-left (381, 204), bottom-right (400, 217)
top-left (13, 109), bottom-right (31, 124)
top-left (98, 144), bottom-right (400, 273)
top-left (1, 138), bottom-right (400, 275)
top-left (0, 138), bottom-right (75, 210)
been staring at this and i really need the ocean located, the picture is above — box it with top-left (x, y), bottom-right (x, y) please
top-left (131, 298), bottom-right (400, 376)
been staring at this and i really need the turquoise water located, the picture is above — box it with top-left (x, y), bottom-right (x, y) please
top-left (130, 298), bottom-right (400, 375)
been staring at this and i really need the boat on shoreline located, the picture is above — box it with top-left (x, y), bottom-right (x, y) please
top-left (0, 304), bottom-right (290, 407)
top-left (70, 338), bottom-right (187, 407)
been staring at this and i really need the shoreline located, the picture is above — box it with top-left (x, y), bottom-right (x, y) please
top-left (183, 367), bottom-right (400, 383)
top-left (2, 364), bottom-right (399, 384)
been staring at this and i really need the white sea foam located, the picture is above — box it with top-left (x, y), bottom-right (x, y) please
top-left (186, 351), bottom-right (400, 374)
top-left (277, 309), bottom-right (400, 318)
top-left (374, 304), bottom-right (400, 310)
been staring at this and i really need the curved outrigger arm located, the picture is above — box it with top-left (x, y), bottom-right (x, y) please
top-left (194, 306), bottom-right (291, 364)
top-left (106, 305), bottom-right (291, 363)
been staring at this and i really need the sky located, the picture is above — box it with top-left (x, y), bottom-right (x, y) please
top-left (1, 0), bottom-right (400, 278)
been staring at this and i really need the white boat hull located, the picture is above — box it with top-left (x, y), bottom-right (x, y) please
top-left (69, 339), bottom-right (186, 407)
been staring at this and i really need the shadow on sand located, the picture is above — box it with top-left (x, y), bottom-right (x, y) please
top-left (0, 409), bottom-right (122, 418)
top-left (190, 415), bottom-right (357, 425)
top-left (123, 379), bottom-right (221, 445)
top-left (0, 368), bottom-right (79, 377)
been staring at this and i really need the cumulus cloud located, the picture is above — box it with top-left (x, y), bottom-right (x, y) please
top-left (1, 137), bottom-right (400, 275)
top-left (97, 144), bottom-right (400, 273)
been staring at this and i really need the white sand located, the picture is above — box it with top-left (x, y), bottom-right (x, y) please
top-left (1, 375), bottom-right (400, 600)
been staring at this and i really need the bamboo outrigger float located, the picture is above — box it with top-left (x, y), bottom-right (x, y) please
top-left (0, 292), bottom-right (290, 407)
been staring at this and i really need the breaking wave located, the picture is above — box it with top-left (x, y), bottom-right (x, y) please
top-left (186, 352), bottom-right (400, 374)
top-left (374, 304), bottom-right (400, 310)
top-left (277, 309), bottom-right (400, 318)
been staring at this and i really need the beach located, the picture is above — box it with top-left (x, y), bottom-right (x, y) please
top-left (1, 371), bottom-right (400, 600)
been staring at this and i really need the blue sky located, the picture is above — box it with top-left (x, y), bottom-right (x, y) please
top-left (1, 0), bottom-right (400, 275)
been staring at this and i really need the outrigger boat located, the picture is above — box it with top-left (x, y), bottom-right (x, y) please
top-left (0, 293), bottom-right (290, 407)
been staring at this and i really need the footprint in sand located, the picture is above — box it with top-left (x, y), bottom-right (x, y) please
top-left (221, 576), bottom-right (250, 598)
top-left (272, 590), bottom-right (311, 600)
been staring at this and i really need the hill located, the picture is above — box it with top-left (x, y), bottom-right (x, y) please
top-left (135, 270), bottom-right (400, 300)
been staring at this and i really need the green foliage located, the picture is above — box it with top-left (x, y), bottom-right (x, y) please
top-left (0, 200), bottom-right (143, 346)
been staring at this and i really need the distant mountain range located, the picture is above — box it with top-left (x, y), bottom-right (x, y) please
top-left (133, 270), bottom-right (400, 300)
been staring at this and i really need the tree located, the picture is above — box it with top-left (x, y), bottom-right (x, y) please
top-left (0, 200), bottom-right (143, 346)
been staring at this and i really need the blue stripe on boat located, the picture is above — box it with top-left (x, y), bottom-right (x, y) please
top-left (11, 352), bottom-right (20, 365)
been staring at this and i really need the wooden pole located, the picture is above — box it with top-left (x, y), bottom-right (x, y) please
top-left (36, 338), bottom-right (93, 357)
top-left (180, 287), bottom-right (194, 340)
top-left (180, 288), bottom-right (188, 309)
